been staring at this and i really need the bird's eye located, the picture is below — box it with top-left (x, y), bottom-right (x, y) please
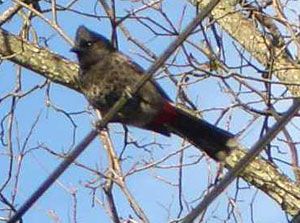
top-left (80, 40), bottom-right (93, 48)
top-left (86, 41), bottom-right (93, 47)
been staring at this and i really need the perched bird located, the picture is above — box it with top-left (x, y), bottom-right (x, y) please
top-left (71, 26), bottom-right (236, 161)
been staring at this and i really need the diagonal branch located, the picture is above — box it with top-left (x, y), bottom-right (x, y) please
top-left (181, 100), bottom-right (300, 222)
top-left (193, 0), bottom-right (300, 96)
top-left (0, 28), bottom-right (80, 91)
top-left (6, 129), bottom-right (99, 223)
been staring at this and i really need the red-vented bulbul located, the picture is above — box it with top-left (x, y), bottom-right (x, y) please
top-left (71, 26), bottom-right (237, 161)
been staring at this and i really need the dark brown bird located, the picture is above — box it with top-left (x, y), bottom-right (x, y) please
top-left (71, 26), bottom-right (236, 161)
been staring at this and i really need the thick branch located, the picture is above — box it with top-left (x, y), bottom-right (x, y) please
top-left (1, 28), bottom-right (299, 216)
top-left (0, 28), bottom-right (80, 91)
top-left (193, 0), bottom-right (300, 96)
top-left (182, 99), bottom-right (300, 221)
top-left (228, 147), bottom-right (300, 216)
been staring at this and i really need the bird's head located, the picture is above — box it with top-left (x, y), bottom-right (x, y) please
top-left (71, 26), bottom-right (115, 68)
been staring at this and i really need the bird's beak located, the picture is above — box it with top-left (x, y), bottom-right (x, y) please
top-left (70, 46), bottom-right (81, 53)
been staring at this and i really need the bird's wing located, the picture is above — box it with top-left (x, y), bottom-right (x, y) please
top-left (125, 54), bottom-right (173, 102)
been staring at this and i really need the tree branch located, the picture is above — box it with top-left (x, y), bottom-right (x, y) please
top-left (193, 0), bottom-right (300, 96)
top-left (181, 100), bottom-right (300, 222)
top-left (0, 28), bottom-right (80, 91)
top-left (1, 22), bottom-right (299, 218)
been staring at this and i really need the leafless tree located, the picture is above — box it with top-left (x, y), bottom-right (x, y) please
top-left (0, 0), bottom-right (300, 222)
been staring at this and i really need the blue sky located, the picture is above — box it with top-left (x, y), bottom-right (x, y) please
top-left (0, 0), bottom-right (296, 222)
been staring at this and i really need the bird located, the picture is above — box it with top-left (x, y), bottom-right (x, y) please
top-left (71, 26), bottom-right (237, 161)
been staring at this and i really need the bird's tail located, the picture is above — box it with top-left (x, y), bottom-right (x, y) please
top-left (167, 106), bottom-right (237, 161)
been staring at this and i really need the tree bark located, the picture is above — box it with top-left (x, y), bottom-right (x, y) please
top-left (192, 0), bottom-right (300, 96)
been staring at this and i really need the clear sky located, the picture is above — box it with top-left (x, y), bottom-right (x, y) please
top-left (0, 0), bottom-right (297, 222)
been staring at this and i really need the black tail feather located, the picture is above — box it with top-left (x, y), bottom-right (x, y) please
top-left (168, 107), bottom-right (236, 161)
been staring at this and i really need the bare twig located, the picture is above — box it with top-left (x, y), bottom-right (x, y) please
top-left (7, 129), bottom-right (99, 223)
top-left (13, 0), bottom-right (73, 45)
top-left (0, 3), bottom-right (22, 26)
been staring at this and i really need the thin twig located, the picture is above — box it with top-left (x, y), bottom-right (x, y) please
top-left (7, 129), bottom-right (99, 223)
top-left (13, 0), bottom-right (73, 45)
top-left (0, 3), bottom-right (22, 26)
